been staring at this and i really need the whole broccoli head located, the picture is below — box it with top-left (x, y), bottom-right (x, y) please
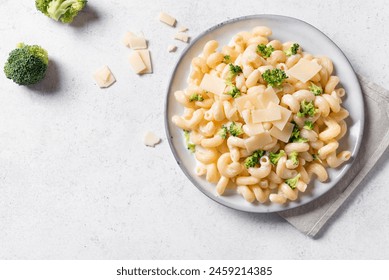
top-left (36, 0), bottom-right (87, 23)
top-left (4, 43), bottom-right (48, 86)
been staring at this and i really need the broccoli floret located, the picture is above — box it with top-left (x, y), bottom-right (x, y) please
top-left (312, 154), bottom-right (323, 163)
top-left (189, 93), bottom-right (204, 102)
top-left (223, 55), bottom-right (231, 63)
top-left (218, 126), bottom-right (228, 139)
top-left (4, 43), bottom-right (49, 86)
top-left (183, 130), bottom-right (196, 153)
top-left (297, 100), bottom-right (317, 117)
top-left (285, 174), bottom-right (301, 189)
top-left (284, 43), bottom-right (300, 56)
top-left (244, 150), bottom-right (265, 169)
top-left (289, 122), bottom-right (308, 143)
top-left (36, 0), bottom-right (87, 23)
top-left (228, 122), bottom-right (243, 137)
top-left (309, 82), bottom-right (323, 96)
top-left (262, 68), bottom-right (288, 88)
top-left (257, 44), bottom-right (274, 58)
top-left (227, 63), bottom-right (242, 80)
top-left (288, 151), bottom-right (299, 165)
top-left (226, 85), bottom-right (241, 98)
top-left (303, 120), bottom-right (314, 130)
top-left (269, 150), bottom-right (286, 165)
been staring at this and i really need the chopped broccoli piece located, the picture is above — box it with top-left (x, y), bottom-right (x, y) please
top-left (262, 68), bottom-right (288, 88)
top-left (218, 126), bottom-right (228, 139)
top-left (284, 43), bottom-right (300, 56)
top-left (189, 93), bottom-right (204, 102)
top-left (297, 100), bottom-right (317, 117)
top-left (285, 174), bottom-right (301, 189)
top-left (223, 55), bottom-right (231, 63)
top-left (228, 122), bottom-right (243, 137)
top-left (309, 82), bottom-right (323, 96)
top-left (226, 85), bottom-right (241, 98)
top-left (244, 150), bottom-right (265, 169)
top-left (183, 130), bottom-right (196, 153)
top-left (289, 122), bottom-right (308, 143)
top-left (36, 0), bottom-right (87, 24)
top-left (312, 154), bottom-right (323, 163)
top-left (257, 44), bottom-right (274, 58)
top-left (288, 151), bottom-right (299, 165)
top-left (4, 43), bottom-right (49, 86)
top-left (228, 63), bottom-right (242, 77)
top-left (303, 120), bottom-right (314, 130)
top-left (269, 150), bottom-right (286, 165)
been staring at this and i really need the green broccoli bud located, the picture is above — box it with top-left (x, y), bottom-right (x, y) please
top-left (309, 82), bottom-right (323, 96)
top-left (284, 43), bottom-right (300, 56)
top-left (312, 154), bottom-right (323, 163)
top-left (257, 44), bottom-right (274, 58)
top-left (303, 120), bottom-right (314, 130)
top-left (269, 150), bottom-right (286, 165)
top-left (244, 150), bottom-right (265, 169)
top-left (285, 174), bottom-right (301, 189)
top-left (228, 122), bottom-right (243, 137)
top-left (183, 130), bottom-right (196, 153)
top-left (218, 126), bottom-right (228, 139)
top-left (223, 55), bottom-right (231, 63)
top-left (262, 68), bottom-right (288, 88)
top-left (36, 0), bottom-right (87, 24)
top-left (288, 151), bottom-right (299, 165)
top-left (289, 122), bottom-right (308, 143)
top-left (189, 94), bottom-right (204, 102)
top-left (297, 100), bottom-right (317, 117)
top-left (4, 43), bottom-right (49, 86)
top-left (226, 85), bottom-right (241, 98)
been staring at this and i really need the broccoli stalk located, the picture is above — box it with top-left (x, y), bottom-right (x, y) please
top-left (269, 150), bottom-right (286, 165)
top-left (262, 68), bottom-right (288, 87)
top-left (36, 0), bottom-right (87, 23)
top-left (4, 43), bottom-right (48, 86)
top-left (285, 174), bottom-right (301, 189)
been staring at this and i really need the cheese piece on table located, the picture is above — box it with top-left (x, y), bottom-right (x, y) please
top-left (137, 50), bottom-right (153, 74)
top-left (168, 45), bottom-right (177, 52)
top-left (199, 74), bottom-right (226, 95)
top-left (271, 105), bottom-right (292, 130)
top-left (129, 35), bottom-right (147, 50)
top-left (93, 66), bottom-right (116, 88)
top-left (251, 102), bottom-right (282, 123)
top-left (234, 94), bottom-right (261, 113)
top-left (144, 132), bottom-right (161, 147)
top-left (123, 32), bottom-right (136, 47)
top-left (243, 123), bottom-right (264, 136)
top-left (244, 132), bottom-right (273, 153)
top-left (258, 86), bottom-right (280, 107)
top-left (128, 52), bottom-right (147, 74)
top-left (159, 12), bottom-right (176, 27)
top-left (269, 122), bottom-right (294, 143)
top-left (287, 58), bottom-right (322, 83)
top-left (178, 26), bottom-right (188, 32)
top-left (174, 32), bottom-right (190, 43)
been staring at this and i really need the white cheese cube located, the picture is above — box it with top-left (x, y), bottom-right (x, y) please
top-left (128, 52), bottom-right (147, 74)
top-left (93, 66), bottom-right (116, 88)
top-left (144, 132), bottom-right (161, 147)
top-left (159, 12), bottom-right (176, 27)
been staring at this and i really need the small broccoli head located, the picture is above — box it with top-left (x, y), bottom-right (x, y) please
top-left (4, 43), bottom-right (48, 86)
top-left (257, 44), bottom-right (274, 58)
top-left (309, 82), bottom-right (323, 96)
top-left (244, 150), bottom-right (265, 169)
top-left (228, 122), bottom-right (243, 137)
top-left (36, 0), bottom-right (87, 23)
top-left (226, 85), bottom-right (241, 98)
top-left (288, 151), bottom-right (299, 165)
top-left (285, 174), bottom-right (301, 189)
top-left (297, 100), bottom-right (317, 117)
top-left (218, 126), bottom-right (228, 139)
top-left (183, 130), bottom-right (196, 153)
top-left (284, 43), bottom-right (300, 56)
top-left (262, 68), bottom-right (288, 88)
top-left (269, 150), bottom-right (286, 165)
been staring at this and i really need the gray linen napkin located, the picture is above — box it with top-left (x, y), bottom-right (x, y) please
top-left (279, 76), bottom-right (389, 238)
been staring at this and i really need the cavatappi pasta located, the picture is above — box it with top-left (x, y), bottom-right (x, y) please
top-left (172, 26), bottom-right (351, 204)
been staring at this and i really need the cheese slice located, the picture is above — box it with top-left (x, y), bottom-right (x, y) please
top-left (258, 87), bottom-right (280, 108)
top-left (168, 45), bottom-right (177, 52)
top-left (174, 32), bottom-right (190, 43)
top-left (234, 94), bottom-right (260, 113)
top-left (241, 109), bottom-right (252, 124)
top-left (244, 132), bottom-right (273, 153)
top-left (129, 35), bottom-right (147, 50)
top-left (271, 105), bottom-right (292, 130)
top-left (243, 123), bottom-right (264, 136)
top-left (123, 32), bottom-right (136, 47)
top-left (269, 122), bottom-right (294, 143)
top-left (137, 50), bottom-right (153, 74)
top-left (144, 132), bottom-right (161, 147)
top-left (287, 58), bottom-right (322, 83)
top-left (199, 74), bottom-right (226, 95)
top-left (128, 52), bottom-right (147, 74)
top-left (93, 66), bottom-right (116, 88)
top-left (159, 12), bottom-right (176, 26)
top-left (251, 102), bottom-right (282, 123)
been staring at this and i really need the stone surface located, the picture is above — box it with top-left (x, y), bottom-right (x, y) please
top-left (0, 0), bottom-right (388, 259)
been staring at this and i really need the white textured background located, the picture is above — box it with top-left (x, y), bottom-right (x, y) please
top-left (0, 0), bottom-right (388, 259)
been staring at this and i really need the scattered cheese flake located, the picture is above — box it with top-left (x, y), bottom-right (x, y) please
top-left (251, 102), bottom-right (282, 123)
top-left (144, 132), bottom-right (161, 147)
top-left (243, 123), bottom-right (264, 136)
top-left (287, 58), bottom-right (322, 83)
top-left (269, 122), bottom-right (294, 143)
top-left (174, 32), bottom-right (190, 43)
top-left (129, 35), bottom-right (147, 50)
top-left (271, 105), bottom-right (292, 130)
top-left (137, 50), bottom-right (153, 74)
top-left (178, 26), bottom-right (188, 32)
top-left (168, 45), bottom-right (177, 53)
top-left (128, 52), bottom-right (147, 74)
top-left (234, 94), bottom-right (261, 113)
top-left (199, 74), bottom-right (226, 96)
top-left (244, 132), bottom-right (273, 153)
top-left (159, 12), bottom-right (176, 27)
top-left (123, 32), bottom-right (136, 47)
top-left (93, 66), bottom-right (116, 88)
top-left (258, 87), bottom-right (280, 107)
